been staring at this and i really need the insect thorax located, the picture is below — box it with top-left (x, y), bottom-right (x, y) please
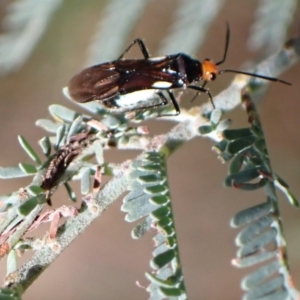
top-left (177, 54), bottom-right (201, 83)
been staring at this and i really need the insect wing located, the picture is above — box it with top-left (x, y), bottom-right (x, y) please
top-left (116, 56), bottom-right (182, 92)
top-left (68, 62), bottom-right (121, 103)
top-left (67, 55), bottom-right (183, 105)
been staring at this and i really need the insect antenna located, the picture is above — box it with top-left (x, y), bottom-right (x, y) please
top-left (216, 22), bottom-right (230, 66)
top-left (219, 69), bottom-right (291, 85)
top-left (215, 23), bottom-right (290, 85)
top-left (215, 23), bottom-right (291, 85)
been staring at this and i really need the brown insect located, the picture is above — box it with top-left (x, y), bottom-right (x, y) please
top-left (41, 132), bottom-right (92, 204)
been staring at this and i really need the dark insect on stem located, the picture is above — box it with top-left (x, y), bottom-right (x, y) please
top-left (41, 132), bottom-right (93, 205)
top-left (65, 23), bottom-right (290, 116)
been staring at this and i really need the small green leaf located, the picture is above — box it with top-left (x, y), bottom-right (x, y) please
top-left (166, 236), bottom-right (176, 248)
top-left (0, 287), bottom-right (21, 300)
top-left (101, 163), bottom-right (113, 176)
top-left (242, 261), bottom-right (279, 289)
top-left (102, 115), bottom-right (121, 129)
top-left (210, 109), bottom-right (222, 124)
top-left (218, 151), bottom-right (233, 163)
top-left (231, 178), bottom-right (268, 190)
top-left (18, 163), bottom-right (37, 174)
top-left (223, 128), bottom-right (253, 140)
top-left (157, 217), bottom-right (172, 228)
top-left (151, 249), bottom-right (175, 269)
top-left (138, 174), bottom-right (163, 183)
top-left (226, 136), bottom-right (257, 155)
top-left (7, 250), bottom-right (17, 275)
top-left (81, 168), bottom-right (91, 195)
top-left (27, 185), bottom-right (44, 196)
top-left (138, 163), bottom-right (163, 172)
top-left (284, 190), bottom-right (299, 207)
top-left (49, 104), bottom-right (80, 123)
top-left (150, 195), bottom-right (170, 205)
top-left (67, 116), bottom-right (83, 139)
top-left (198, 125), bottom-right (213, 135)
top-left (144, 184), bottom-right (168, 194)
top-left (234, 251), bottom-right (277, 268)
top-left (93, 140), bottom-right (104, 165)
top-left (151, 206), bottom-right (170, 220)
top-left (229, 151), bottom-right (246, 175)
top-left (212, 139), bottom-right (228, 153)
top-left (237, 215), bottom-right (273, 246)
top-left (4, 215), bottom-right (24, 233)
top-left (274, 175), bottom-right (289, 188)
top-left (146, 272), bottom-right (178, 287)
top-left (160, 286), bottom-right (183, 297)
top-left (160, 225), bottom-right (174, 236)
top-left (254, 138), bottom-right (267, 154)
top-left (216, 119), bottom-right (232, 131)
top-left (0, 166), bottom-right (27, 178)
top-left (143, 153), bottom-right (162, 164)
top-left (38, 136), bottom-right (51, 156)
top-left (54, 124), bottom-right (66, 149)
top-left (237, 228), bottom-right (277, 258)
top-left (64, 183), bottom-right (77, 202)
top-left (114, 131), bottom-right (125, 139)
top-left (225, 167), bottom-right (261, 187)
top-left (274, 174), bottom-right (299, 207)
top-left (18, 197), bottom-right (40, 216)
top-left (124, 201), bottom-right (157, 222)
top-left (243, 276), bottom-right (283, 299)
top-left (18, 135), bottom-right (41, 165)
top-left (131, 219), bottom-right (151, 239)
top-left (231, 202), bottom-right (272, 228)
top-left (35, 119), bottom-right (62, 133)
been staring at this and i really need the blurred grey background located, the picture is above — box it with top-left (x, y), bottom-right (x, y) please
top-left (0, 0), bottom-right (300, 299)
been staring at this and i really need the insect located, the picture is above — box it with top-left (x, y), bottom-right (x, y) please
top-left (65, 25), bottom-right (290, 115)
top-left (41, 132), bottom-right (92, 205)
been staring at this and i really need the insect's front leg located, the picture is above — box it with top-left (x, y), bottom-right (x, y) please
top-left (118, 39), bottom-right (150, 59)
top-left (188, 84), bottom-right (216, 109)
top-left (190, 81), bottom-right (207, 103)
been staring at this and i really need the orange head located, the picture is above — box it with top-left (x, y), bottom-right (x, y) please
top-left (201, 59), bottom-right (218, 81)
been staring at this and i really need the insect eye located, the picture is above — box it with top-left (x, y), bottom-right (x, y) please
top-left (210, 73), bottom-right (217, 80)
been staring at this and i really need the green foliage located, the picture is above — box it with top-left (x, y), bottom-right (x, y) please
top-left (122, 152), bottom-right (186, 298)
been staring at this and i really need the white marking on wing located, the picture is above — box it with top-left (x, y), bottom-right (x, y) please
top-left (114, 90), bottom-right (159, 107)
top-left (148, 56), bottom-right (166, 62)
top-left (151, 81), bottom-right (172, 88)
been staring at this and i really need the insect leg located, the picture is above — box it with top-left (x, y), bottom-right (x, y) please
top-left (167, 90), bottom-right (180, 115)
top-left (190, 81), bottom-right (207, 103)
top-left (188, 85), bottom-right (216, 109)
top-left (124, 91), bottom-right (179, 116)
top-left (118, 39), bottom-right (150, 59)
top-left (137, 91), bottom-right (168, 112)
top-left (151, 91), bottom-right (179, 116)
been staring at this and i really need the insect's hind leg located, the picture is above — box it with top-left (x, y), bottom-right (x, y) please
top-left (118, 39), bottom-right (150, 59)
top-left (139, 91), bottom-right (180, 117)
top-left (134, 91), bottom-right (168, 112)
top-left (167, 90), bottom-right (180, 116)
top-left (124, 91), bottom-right (178, 117)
